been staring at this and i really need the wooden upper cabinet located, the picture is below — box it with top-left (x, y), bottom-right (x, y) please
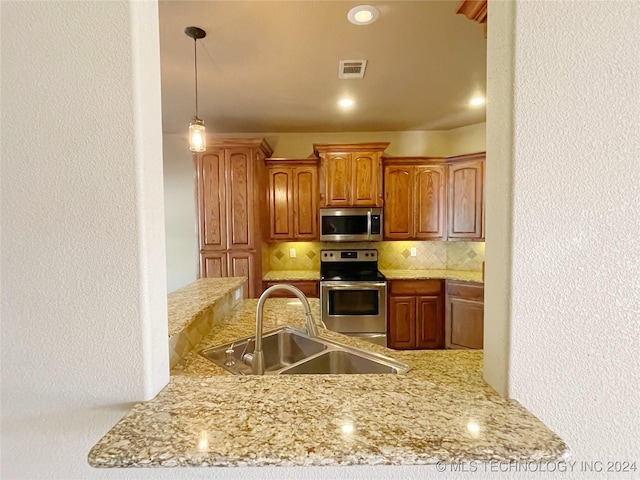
top-left (227, 149), bottom-right (254, 248)
top-left (268, 167), bottom-right (294, 239)
top-left (384, 166), bottom-right (413, 238)
top-left (324, 153), bottom-right (351, 206)
top-left (314, 143), bottom-right (388, 207)
top-left (447, 153), bottom-right (485, 240)
top-left (194, 138), bottom-right (273, 298)
top-left (266, 159), bottom-right (319, 241)
top-left (293, 166), bottom-right (318, 238)
top-left (352, 153), bottom-right (381, 206)
top-left (414, 166), bottom-right (446, 239)
top-left (197, 150), bottom-right (226, 249)
top-left (383, 159), bottom-right (446, 240)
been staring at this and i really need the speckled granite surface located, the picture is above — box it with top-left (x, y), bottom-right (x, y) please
top-left (167, 277), bottom-right (246, 337)
top-left (381, 269), bottom-right (484, 283)
top-left (263, 270), bottom-right (320, 281)
top-left (89, 298), bottom-right (567, 468)
top-left (264, 269), bottom-right (483, 283)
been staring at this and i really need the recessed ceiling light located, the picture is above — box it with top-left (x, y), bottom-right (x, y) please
top-left (470, 96), bottom-right (486, 106)
top-left (338, 98), bottom-right (355, 108)
top-left (347, 5), bottom-right (380, 25)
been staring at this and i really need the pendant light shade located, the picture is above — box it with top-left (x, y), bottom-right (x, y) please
top-left (189, 118), bottom-right (206, 152)
top-left (185, 26), bottom-right (207, 152)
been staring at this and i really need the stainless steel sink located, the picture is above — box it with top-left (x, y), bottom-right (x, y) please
top-left (199, 326), bottom-right (410, 375)
top-left (280, 350), bottom-right (401, 375)
top-left (200, 327), bottom-right (327, 375)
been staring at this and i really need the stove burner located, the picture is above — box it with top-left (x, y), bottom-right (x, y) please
top-left (320, 249), bottom-right (385, 282)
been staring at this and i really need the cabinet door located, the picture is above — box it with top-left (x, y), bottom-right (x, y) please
top-left (352, 153), bottom-right (382, 206)
top-left (267, 167), bottom-right (294, 240)
top-left (387, 296), bottom-right (416, 349)
top-left (448, 159), bottom-right (484, 239)
top-left (199, 251), bottom-right (228, 279)
top-left (416, 295), bottom-right (444, 349)
top-left (228, 250), bottom-right (260, 298)
top-left (293, 167), bottom-right (318, 239)
top-left (197, 150), bottom-right (226, 249)
top-left (384, 166), bottom-right (413, 239)
top-left (446, 298), bottom-right (484, 349)
top-left (227, 149), bottom-right (254, 248)
top-left (415, 165), bottom-right (446, 240)
top-left (323, 153), bottom-right (352, 206)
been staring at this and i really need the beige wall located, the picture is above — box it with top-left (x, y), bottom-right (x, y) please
top-left (217, 124), bottom-right (485, 158)
top-left (163, 134), bottom-right (199, 292)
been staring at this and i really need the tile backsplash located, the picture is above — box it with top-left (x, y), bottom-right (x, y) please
top-left (267, 241), bottom-right (484, 271)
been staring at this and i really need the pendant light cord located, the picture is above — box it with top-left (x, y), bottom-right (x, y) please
top-left (193, 37), bottom-right (199, 118)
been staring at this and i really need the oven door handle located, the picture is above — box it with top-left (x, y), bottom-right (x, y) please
top-left (323, 282), bottom-right (386, 289)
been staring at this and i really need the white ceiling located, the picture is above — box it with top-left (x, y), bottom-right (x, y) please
top-left (158, 0), bottom-right (487, 134)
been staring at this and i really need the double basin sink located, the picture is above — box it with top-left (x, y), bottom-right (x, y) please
top-left (200, 326), bottom-right (411, 375)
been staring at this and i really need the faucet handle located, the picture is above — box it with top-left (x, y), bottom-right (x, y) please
top-left (242, 351), bottom-right (254, 367)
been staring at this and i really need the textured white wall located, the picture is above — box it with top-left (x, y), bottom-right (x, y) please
top-left (506, 0), bottom-right (640, 462)
top-left (484, 0), bottom-right (640, 467)
top-left (1, 1), bottom-right (169, 478)
top-left (483, 0), bottom-right (515, 397)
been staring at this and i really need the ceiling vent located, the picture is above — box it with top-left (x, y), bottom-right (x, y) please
top-left (339, 60), bottom-right (367, 79)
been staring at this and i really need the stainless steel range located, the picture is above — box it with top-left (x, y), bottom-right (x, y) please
top-left (320, 249), bottom-right (387, 346)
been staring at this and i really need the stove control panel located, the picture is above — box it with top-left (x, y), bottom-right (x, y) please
top-left (320, 249), bottom-right (378, 262)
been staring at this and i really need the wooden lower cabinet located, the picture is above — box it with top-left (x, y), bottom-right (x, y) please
top-left (199, 251), bottom-right (228, 278)
top-left (262, 280), bottom-right (319, 298)
top-left (199, 250), bottom-right (261, 298)
top-left (445, 280), bottom-right (484, 349)
top-left (387, 280), bottom-right (444, 349)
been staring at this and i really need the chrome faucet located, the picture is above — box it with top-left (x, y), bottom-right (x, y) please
top-left (242, 284), bottom-right (319, 375)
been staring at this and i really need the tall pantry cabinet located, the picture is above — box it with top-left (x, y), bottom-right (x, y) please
top-left (194, 138), bottom-right (273, 298)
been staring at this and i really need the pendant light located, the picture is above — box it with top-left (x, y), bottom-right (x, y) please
top-left (185, 26), bottom-right (207, 152)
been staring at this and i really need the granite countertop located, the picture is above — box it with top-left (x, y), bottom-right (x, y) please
top-left (264, 269), bottom-right (482, 283)
top-left (263, 270), bottom-right (320, 281)
top-left (89, 297), bottom-right (567, 468)
top-left (381, 269), bottom-right (483, 283)
top-left (167, 277), bottom-right (246, 337)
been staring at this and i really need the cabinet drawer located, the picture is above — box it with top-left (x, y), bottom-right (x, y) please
top-left (390, 279), bottom-right (442, 295)
top-left (447, 281), bottom-right (484, 302)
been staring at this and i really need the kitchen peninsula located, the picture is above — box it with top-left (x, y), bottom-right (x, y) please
top-left (89, 278), bottom-right (567, 468)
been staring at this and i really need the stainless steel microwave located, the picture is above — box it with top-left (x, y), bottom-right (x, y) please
top-left (319, 207), bottom-right (383, 242)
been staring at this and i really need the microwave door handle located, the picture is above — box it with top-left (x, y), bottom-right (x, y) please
top-left (367, 210), bottom-right (372, 240)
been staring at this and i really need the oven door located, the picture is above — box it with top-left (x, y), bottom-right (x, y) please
top-left (320, 281), bottom-right (387, 334)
